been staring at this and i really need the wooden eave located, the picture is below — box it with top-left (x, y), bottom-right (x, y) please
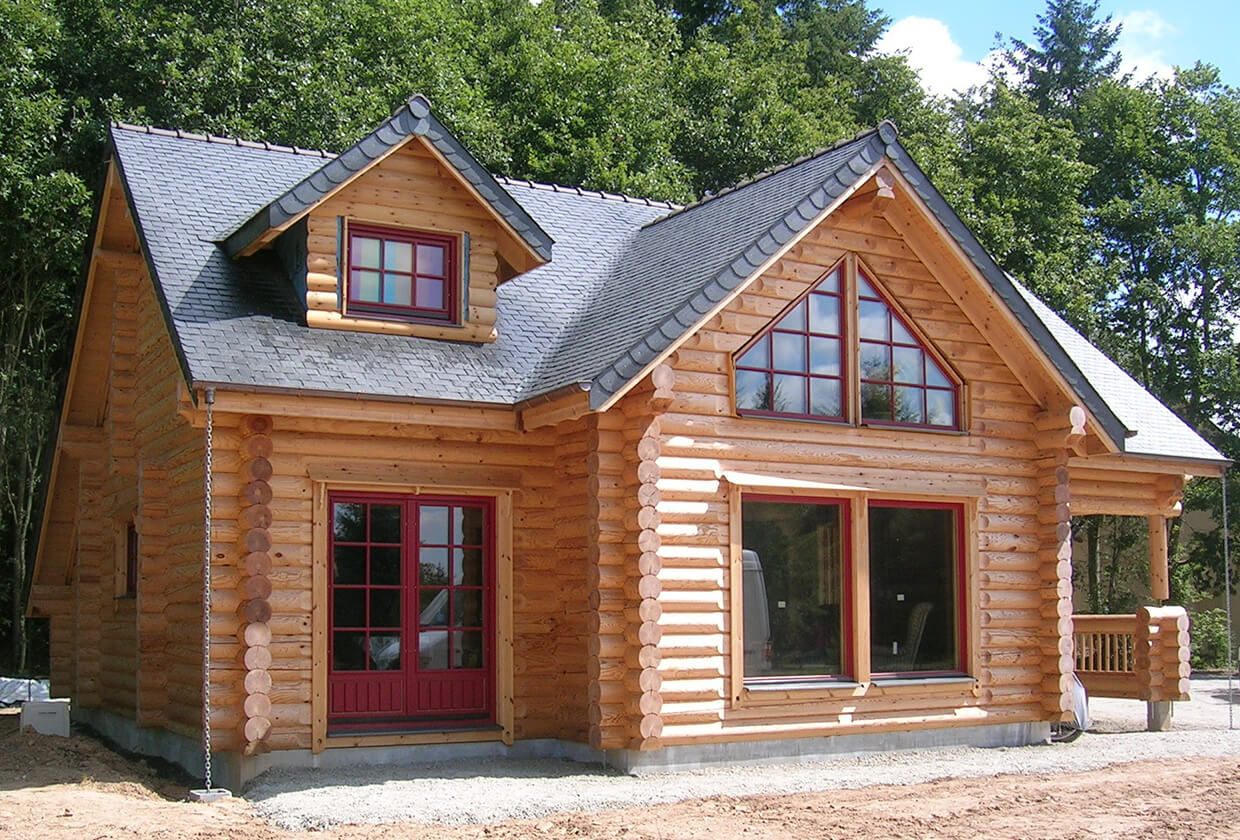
top-left (233, 134), bottom-right (547, 277)
top-left (28, 161), bottom-right (132, 612)
top-left (179, 381), bottom-right (524, 433)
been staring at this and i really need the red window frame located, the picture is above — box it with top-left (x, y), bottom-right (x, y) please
top-left (740, 494), bottom-right (854, 684)
top-left (731, 261), bottom-right (961, 430)
top-left (734, 267), bottom-right (848, 422)
top-left (327, 492), bottom-right (495, 730)
top-left (345, 223), bottom-right (458, 323)
top-left (867, 500), bottom-right (967, 678)
top-left (856, 268), bottom-right (959, 429)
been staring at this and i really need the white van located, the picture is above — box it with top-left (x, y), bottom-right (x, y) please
top-left (741, 549), bottom-right (773, 675)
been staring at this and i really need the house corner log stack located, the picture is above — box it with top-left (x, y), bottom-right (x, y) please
top-left (237, 414), bottom-right (275, 755)
top-left (1032, 406), bottom-right (1085, 720)
top-left (586, 365), bottom-right (673, 751)
top-left (1135, 606), bottom-right (1192, 703)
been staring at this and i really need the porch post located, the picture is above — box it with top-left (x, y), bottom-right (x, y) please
top-left (1148, 517), bottom-right (1169, 602)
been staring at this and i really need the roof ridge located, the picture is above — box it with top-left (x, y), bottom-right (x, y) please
top-left (643, 124), bottom-right (882, 228)
top-left (110, 121), bottom-right (337, 160)
top-left (493, 175), bottom-right (682, 210)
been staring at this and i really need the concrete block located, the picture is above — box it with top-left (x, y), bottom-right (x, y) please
top-left (20, 699), bottom-right (71, 737)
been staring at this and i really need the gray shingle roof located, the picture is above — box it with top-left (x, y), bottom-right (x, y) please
top-left (220, 95), bottom-right (553, 262)
top-left (107, 117), bottom-right (1226, 466)
top-left (1012, 282), bottom-right (1226, 464)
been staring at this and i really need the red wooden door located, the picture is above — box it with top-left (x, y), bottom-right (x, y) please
top-left (327, 493), bottom-right (494, 729)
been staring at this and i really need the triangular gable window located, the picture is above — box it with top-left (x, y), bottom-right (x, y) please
top-left (735, 266), bottom-right (846, 420)
top-left (857, 270), bottom-right (957, 428)
top-left (734, 260), bottom-right (960, 430)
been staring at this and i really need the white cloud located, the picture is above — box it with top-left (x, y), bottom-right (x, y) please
top-left (877, 16), bottom-right (1001, 98)
top-left (1115, 10), bottom-right (1176, 81)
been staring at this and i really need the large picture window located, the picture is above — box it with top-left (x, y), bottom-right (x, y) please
top-left (738, 495), bottom-right (965, 688)
top-left (741, 497), bottom-right (849, 681)
top-left (346, 223), bottom-right (457, 322)
top-left (868, 502), bottom-right (964, 675)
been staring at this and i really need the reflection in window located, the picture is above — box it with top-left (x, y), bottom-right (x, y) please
top-left (741, 498), bottom-right (848, 681)
top-left (347, 224), bottom-right (455, 321)
top-left (869, 504), bottom-right (961, 674)
top-left (857, 271), bottom-right (957, 428)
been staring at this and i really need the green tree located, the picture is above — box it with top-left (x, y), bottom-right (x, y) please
top-left (1008, 0), bottom-right (1122, 125)
top-left (0, 0), bottom-right (91, 672)
top-left (947, 80), bottom-right (1103, 328)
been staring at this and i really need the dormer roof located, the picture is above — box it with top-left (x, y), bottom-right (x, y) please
top-left (219, 95), bottom-right (553, 266)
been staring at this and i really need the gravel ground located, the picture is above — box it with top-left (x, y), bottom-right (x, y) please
top-left (247, 675), bottom-right (1240, 830)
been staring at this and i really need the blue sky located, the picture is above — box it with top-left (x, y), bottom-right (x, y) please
top-left (874, 1), bottom-right (1236, 97)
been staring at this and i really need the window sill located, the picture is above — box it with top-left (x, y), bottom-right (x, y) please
top-left (736, 675), bottom-right (979, 709)
top-left (868, 675), bottom-right (979, 694)
top-left (744, 678), bottom-right (860, 693)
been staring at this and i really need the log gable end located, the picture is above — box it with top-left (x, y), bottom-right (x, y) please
top-left (634, 180), bottom-right (1099, 745)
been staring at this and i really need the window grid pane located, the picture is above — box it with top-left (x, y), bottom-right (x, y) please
top-left (416, 501), bottom-right (488, 672)
top-left (857, 270), bottom-right (958, 429)
top-left (329, 500), bottom-right (406, 673)
top-left (735, 267), bottom-right (846, 421)
top-left (347, 225), bottom-right (455, 321)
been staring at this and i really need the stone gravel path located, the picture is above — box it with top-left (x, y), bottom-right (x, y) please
top-left (246, 675), bottom-right (1240, 830)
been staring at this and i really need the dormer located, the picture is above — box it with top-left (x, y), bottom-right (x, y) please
top-left (221, 96), bottom-right (553, 342)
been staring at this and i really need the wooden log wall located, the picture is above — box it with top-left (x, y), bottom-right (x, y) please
top-left (1135, 606), bottom-right (1192, 702)
top-left (1069, 465), bottom-right (1183, 517)
top-left (201, 410), bottom-right (569, 752)
top-left (236, 415), bottom-right (275, 754)
top-left (515, 416), bottom-right (588, 741)
top-left (304, 141), bottom-right (503, 342)
top-left (36, 213), bottom-right (209, 742)
top-left (1032, 413), bottom-right (1080, 720)
top-left (651, 208), bottom-right (1064, 744)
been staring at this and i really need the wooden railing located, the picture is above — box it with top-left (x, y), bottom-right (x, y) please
top-left (1072, 606), bottom-right (1191, 703)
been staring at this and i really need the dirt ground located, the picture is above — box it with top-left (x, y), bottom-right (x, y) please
top-left (2, 710), bottom-right (1238, 840)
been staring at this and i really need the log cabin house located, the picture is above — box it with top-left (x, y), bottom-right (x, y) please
top-left (26, 96), bottom-right (1227, 790)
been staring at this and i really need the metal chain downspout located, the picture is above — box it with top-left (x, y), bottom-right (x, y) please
top-left (1223, 468), bottom-right (1234, 730)
top-left (201, 389), bottom-right (216, 788)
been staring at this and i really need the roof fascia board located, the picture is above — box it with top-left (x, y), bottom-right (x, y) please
top-left (221, 96), bottom-right (554, 265)
top-left (1069, 452), bottom-right (1230, 479)
top-left (590, 146), bottom-right (887, 414)
top-left (190, 380), bottom-right (522, 431)
top-left (880, 139), bottom-right (1130, 454)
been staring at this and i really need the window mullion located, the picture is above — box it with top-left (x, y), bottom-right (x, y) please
top-left (845, 254), bottom-right (860, 425)
top-left (851, 497), bottom-right (871, 683)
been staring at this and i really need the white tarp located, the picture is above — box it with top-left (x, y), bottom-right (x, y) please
top-left (0, 677), bottom-right (50, 706)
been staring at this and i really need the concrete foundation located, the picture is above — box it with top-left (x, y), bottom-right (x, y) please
top-left (606, 721), bottom-right (1051, 774)
top-left (1147, 701), bottom-right (1174, 731)
top-left (71, 706), bottom-right (1051, 793)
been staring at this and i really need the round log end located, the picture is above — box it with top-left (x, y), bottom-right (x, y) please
top-left (243, 715), bottom-right (272, 743)
top-left (241, 415), bottom-right (274, 437)
top-left (243, 693), bottom-right (273, 718)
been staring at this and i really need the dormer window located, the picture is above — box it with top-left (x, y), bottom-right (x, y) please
top-left (346, 224), bottom-right (457, 323)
